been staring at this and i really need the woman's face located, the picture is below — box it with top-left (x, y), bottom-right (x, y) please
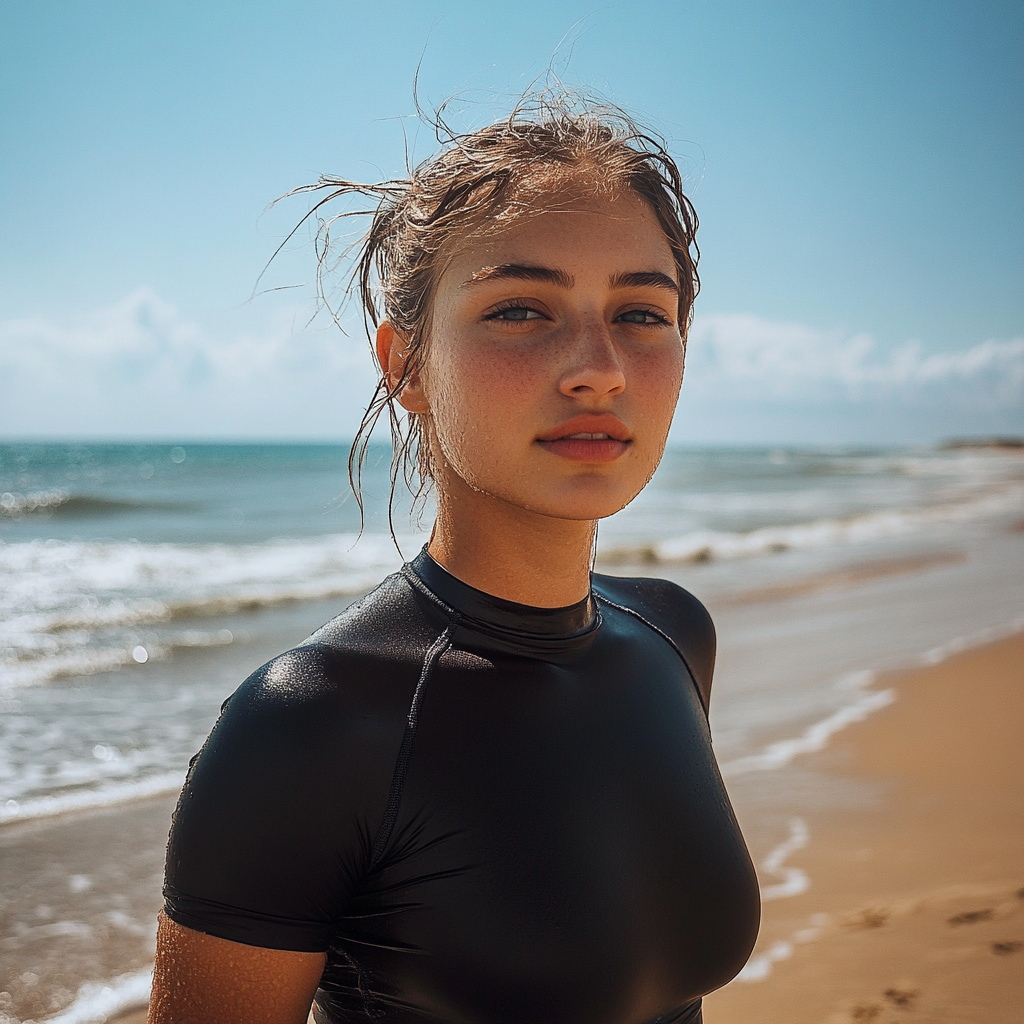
top-left (403, 189), bottom-right (685, 522)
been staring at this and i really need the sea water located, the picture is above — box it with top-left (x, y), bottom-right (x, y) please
top-left (1, 441), bottom-right (1022, 1022)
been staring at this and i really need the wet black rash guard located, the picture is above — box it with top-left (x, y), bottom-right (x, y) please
top-left (164, 548), bottom-right (760, 1024)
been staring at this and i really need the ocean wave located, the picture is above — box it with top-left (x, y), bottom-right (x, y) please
top-left (0, 490), bottom-right (193, 519)
top-left (598, 482), bottom-right (1024, 565)
top-left (720, 617), bottom-right (1024, 781)
top-left (52, 494), bottom-right (191, 517)
top-left (735, 919), bottom-right (827, 983)
top-left (1, 647), bottom-right (149, 691)
top-left (0, 489), bottom-right (71, 516)
top-left (759, 817), bottom-right (810, 901)
top-left (0, 532), bottom-right (416, 691)
top-left (720, 682), bottom-right (896, 778)
top-left (36, 966), bottom-right (153, 1024)
top-left (0, 772), bottom-right (184, 826)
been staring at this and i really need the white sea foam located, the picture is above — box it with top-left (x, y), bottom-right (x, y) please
top-left (735, 939), bottom-right (794, 982)
top-left (0, 532), bottom-right (416, 691)
top-left (1, 629), bottom-right (235, 689)
top-left (0, 489), bottom-right (72, 516)
top-left (36, 967), bottom-right (152, 1024)
top-left (720, 684), bottom-right (896, 778)
top-left (735, 914), bottom-right (828, 983)
top-left (720, 617), bottom-right (1024, 781)
top-left (600, 480), bottom-right (1024, 565)
top-left (918, 615), bottom-right (1024, 665)
top-left (759, 817), bottom-right (810, 901)
top-left (0, 773), bottom-right (184, 826)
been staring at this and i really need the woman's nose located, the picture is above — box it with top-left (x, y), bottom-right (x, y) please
top-left (557, 317), bottom-right (626, 398)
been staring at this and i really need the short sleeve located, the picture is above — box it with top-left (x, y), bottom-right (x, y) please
top-left (163, 646), bottom-right (401, 952)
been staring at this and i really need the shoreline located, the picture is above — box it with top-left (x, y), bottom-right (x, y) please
top-left (704, 630), bottom-right (1024, 1023)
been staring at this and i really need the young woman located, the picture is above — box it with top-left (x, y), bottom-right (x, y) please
top-left (151, 97), bottom-right (760, 1024)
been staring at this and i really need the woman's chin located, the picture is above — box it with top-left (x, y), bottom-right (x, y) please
top-left (451, 465), bottom-right (647, 524)
top-left (521, 484), bottom-right (641, 523)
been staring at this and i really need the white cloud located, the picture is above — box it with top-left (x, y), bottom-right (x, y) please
top-left (685, 312), bottom-right (1024, 404)
top-left (0, 288), bottom-right (378, 437)
top-left (674, 313), bottom-right (1024, 443)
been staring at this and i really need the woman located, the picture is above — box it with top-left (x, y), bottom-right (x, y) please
top-left (152, 96), bottom-right (760, 1024)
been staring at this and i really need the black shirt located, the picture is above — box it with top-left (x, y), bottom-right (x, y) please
top-left (164, 549), bottom-right (760, 1023)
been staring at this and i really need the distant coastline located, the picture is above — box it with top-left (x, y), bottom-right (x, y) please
top-left (942, 436), bottom-right (1024, 451)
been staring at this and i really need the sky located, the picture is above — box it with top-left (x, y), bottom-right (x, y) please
top-left (1, 0), bottom-right (1022, 444)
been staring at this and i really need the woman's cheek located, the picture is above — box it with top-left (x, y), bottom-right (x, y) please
top-left (633, 348), bottom-right (684, 427)
top-left (426, 358), bottom-right (518, 477)
top-left (459, 345), bottom-right (546, 422)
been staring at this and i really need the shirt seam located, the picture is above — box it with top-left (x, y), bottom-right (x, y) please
top-left (593, 592), bottom-right (709, 719)
top-left (368, 612), bottom-right (460, 867)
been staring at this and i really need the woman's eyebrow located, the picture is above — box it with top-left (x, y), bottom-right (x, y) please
top-left (467, 264), bottom-right (574, 288)
top-left (465, 265), bottom-right (679, 294)
top-left (610, 270), bottom-right (679, 294)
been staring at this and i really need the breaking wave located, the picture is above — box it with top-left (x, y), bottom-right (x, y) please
top-left (0, 773), bottom-right (184, 826)
top-left (598, 482), bottom-right (1024, 565)
top-left (0, 490), bottom-right (185, 519)
top-left (36, 966), bottom-right (153, 1024)
top-left (0, 532), bottom-right (415, 692)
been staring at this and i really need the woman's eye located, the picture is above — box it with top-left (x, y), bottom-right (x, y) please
top-left (486, 305), bottom-right (543, 322)
top-left (617, 309), bottom-right (668, 325)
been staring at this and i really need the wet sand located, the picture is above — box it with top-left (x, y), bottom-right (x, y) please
top-left (704, 631), bottom-right (1024, 1024)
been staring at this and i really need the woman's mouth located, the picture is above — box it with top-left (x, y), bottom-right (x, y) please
top-left (536, 419), bottom-right (632, 463)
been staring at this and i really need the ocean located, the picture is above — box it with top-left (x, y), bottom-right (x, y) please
top-left (1, 441), bottom-right (1022, 1023)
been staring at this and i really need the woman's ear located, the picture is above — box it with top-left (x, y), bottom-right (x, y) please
top-left (376, 322), bottom-right (429, 413)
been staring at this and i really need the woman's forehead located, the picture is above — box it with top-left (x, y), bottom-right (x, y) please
top-left (441, 193), bottom-right (677, 287)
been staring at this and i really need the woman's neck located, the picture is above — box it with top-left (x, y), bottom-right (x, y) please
top-left (427, 476), bottom-right (596, 609)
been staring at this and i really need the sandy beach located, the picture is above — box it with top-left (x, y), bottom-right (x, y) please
top-left (704, 631), bottom-right (1024, 1024)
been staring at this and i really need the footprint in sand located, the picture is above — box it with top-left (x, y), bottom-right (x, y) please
top-left (883, 987), bottom-right (919, 1007)
top-left (992, 940), bottom-right (1022, 955)
top-left (947, 908), bottom-right (994, 926)
top-left (850, 1004), bottom-right (882, 1021)
top-left (849, 986), bottom-right (919, 1020)
top-left (845, 908), bottom-right (889, 929)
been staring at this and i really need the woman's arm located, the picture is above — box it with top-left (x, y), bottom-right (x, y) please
top-left (149, 913), bottom-right (326, 1024)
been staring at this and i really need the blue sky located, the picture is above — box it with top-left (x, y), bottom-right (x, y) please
top-left (1, 0), bottom-right (1022, 443)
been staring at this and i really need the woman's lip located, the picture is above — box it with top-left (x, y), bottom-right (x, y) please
top-left (536, 414), bottom-right (632, 443)
top-left (536, 437), bottom-right (631, 463)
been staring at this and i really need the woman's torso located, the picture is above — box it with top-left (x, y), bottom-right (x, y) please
top-left (164, 550), bottom-right (760, 1023)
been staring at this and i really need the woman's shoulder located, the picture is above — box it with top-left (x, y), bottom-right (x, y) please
top-left (175, 571), bottom-right (437, 859)
top-left (222, 569), bottom-right (440, 725)
top-left (165, 572), bottom-right (439, 951)
top-left (592, 573), bottom-right (716, 711)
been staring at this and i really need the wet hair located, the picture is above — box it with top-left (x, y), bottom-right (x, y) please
top-left (276, 90), bottom-right (699, 531)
